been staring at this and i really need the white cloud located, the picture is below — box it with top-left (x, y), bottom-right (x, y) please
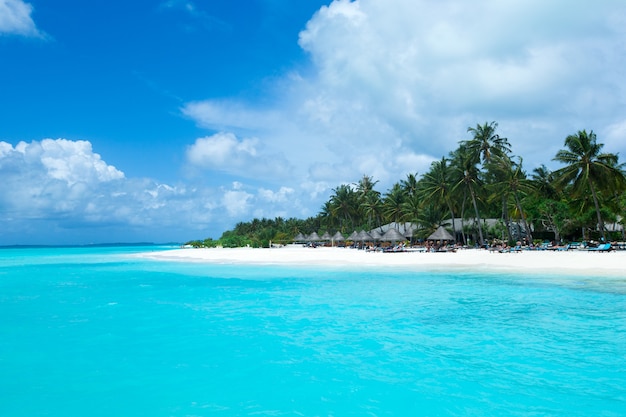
top-left (221, 189), bottom-right (253, 217)
top-left (0, 138), bottom-right (223, 243)
top-left (187, 132), bottom-right (257, 167)
top-left (258, 186), bottom-right (294, 203)
top-left (182, 100), bottom-right (282, 132)
top-left (0, 137), bottom-right (316, 243)
top-left (186, 132), bottom-right (293, 179)
top-left (181, 0), bottom-right (626, 185)
top-left (0, 0), bottom-right (43, 37)
top-left (1, 138), bottom-right (124, 185)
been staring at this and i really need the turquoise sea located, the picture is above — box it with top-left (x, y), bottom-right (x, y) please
top-left (1, 246), bottom-right (625, 416)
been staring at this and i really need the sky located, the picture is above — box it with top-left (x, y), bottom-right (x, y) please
top-left (1, 0), bottom-right (626, 245)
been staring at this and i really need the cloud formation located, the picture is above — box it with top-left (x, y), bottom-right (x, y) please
top-left (0, 0), bottom-right (43, 37)
top-left (0, 138), bottom-right (305, 244)
top-left (184, 0), bottom-right (626, 185)
top-left (186, 132), bottom-right (293, 179)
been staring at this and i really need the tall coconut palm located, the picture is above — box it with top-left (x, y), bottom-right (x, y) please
top-left (465, 121), bottom-right (511, 165)
top-left (401, 193), bottom-right (421, 225)
top-left (329, 184), bottom-right (358, 232)
top-left (420, 157), bottom-right (457, 238)
top-left (450, 145), bottom-right (485, 246)
top-left (355, 175), bottom-right (379, 200)
top-left (361, 191), bottom-right (383, 230)
top-left (490, 156), bottom-right (535, 243)
top-left (531, 164), bottom-right (559, 200)
top-left (382, 183), bottom-right (405, 228)
top-left (400, 172), bottom-right (420, 199)
top-left (553, 130), bottom-right (626, 241)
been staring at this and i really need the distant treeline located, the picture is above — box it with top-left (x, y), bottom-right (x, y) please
top-left (187, 122), bottom-right (626, 248)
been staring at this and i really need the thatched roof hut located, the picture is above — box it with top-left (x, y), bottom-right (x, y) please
top-left (381, 228), bottom-right (406, 243)
top-left (427, 226), bottom-right (455, 241)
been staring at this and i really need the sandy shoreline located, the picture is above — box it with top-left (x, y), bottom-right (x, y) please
top-left (138, 245), bottom-right (626, 278)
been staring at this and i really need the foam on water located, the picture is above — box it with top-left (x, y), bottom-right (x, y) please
top-left (1, 247), bottom-right (625, 416)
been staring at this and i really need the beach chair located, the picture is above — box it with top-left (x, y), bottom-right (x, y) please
top-left (588, 243), bottom-right (612, 252)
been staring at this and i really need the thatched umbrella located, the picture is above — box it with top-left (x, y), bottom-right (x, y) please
top-left (381, 227), bottom-right (406, 244)
top-left (369, 228), bottom-right (383, 241)
top-left (307, 231), bottom-right (321, 242)
top-left (293, 232), bottom-right (305, 243)
top-left (331, 231), bottom-right (345, 246)
top-left (320, 231), bottom-right (332, 242)
top-left (347, 230), bottom-right (359, 241)
top-left (357, 230), bottom-right (373, 242)
top-left (427, 226), bottom-right (455, 242)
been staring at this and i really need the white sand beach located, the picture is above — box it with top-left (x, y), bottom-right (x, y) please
top-left (139, 245), bottom-right (626, 278)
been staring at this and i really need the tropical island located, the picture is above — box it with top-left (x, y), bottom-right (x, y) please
top-left (186, 122), bottom-right (626, 249)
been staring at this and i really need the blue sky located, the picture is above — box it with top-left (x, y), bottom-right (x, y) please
top-left (1, 0), bottom-right (626, 245)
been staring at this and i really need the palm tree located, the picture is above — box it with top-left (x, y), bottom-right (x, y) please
top-left (553, 130), bottom-right (626, 241)
top-left (329, 184), bottom-right (358, 232)
top-left (355, 175), bottom-right (380, 228)
top-left (450, 145), bottom-right (485, 246)
top-left (527, 166), bottom-right (570, 242)
top-left (420, 157), bottom-right (457, 238)
top-left (361, 191), bottom-right (383, 230)
top-left (465, 121), bottom-right (511, 164)
top-left (532, 164), bottom-right (559, 200)
top-left (355, 175), bottom-right (379, 199)
top-left (400, 172), bottom-right (420, 199)
top-left (490, 156), bottom-right (535, 243)
top-left (416, 203), bottom-right (448, 238)
top-left (382, 183), bottom-right (405, 228)
top-left (401, 193), bottom-right (421, 225)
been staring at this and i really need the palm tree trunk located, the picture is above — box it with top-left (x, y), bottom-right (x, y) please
top-left (514, 192), bottom-right (533, 243)
top-left (502, 196), bottom-right (512, 242)
top-left (588, 180), bottom-right (606, 240)
top-left (468, 183), bottom-right (484, 246)
top-left (446, 198), bottom-right (457, 242)
top-left (460, 191), bottom-right (468, 245)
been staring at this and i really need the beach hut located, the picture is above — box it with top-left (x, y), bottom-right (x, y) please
top-left (357, 230), bottom-right (373, 242)
top-left (369, 228), bottom-right (383, 241)
top-left (331, 231), bottom-right (345, 246)
top-left (381, 228), bottom-right (406, 244)
top-left (427, 226), bottom-right (455, 242)
top-left (307, 231), bottom-right (321, 244)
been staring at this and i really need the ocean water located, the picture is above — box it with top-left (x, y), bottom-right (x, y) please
top-left (1, 246), bottom-right (625, 416)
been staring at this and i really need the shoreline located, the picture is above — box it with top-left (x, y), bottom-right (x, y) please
top-left (137, 245), bottom-right (626, 278)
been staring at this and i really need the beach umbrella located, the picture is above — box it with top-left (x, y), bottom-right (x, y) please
top-left (347, 231), bottom-right (359, 241)
top-left (427, 226), bottom-right (455, 242)
top-left (331, 231), bottom-right (345, 246)
top-left (369, 228), bottom-right (383, 241)
top-left (308, 231), bottom-right (321, 242)
top-left (293, 233), bottom-right (305, 243)
top-left (357, 230), bottom-right (373, 242)
top-left (381, 228), bottom-right (406, 243)
top-left (320, 231), bottom-right (332, 241)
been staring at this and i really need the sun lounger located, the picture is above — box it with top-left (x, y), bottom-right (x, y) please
top-left (588, 243), bottom-right (612, 252)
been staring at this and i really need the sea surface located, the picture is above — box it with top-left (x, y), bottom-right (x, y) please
top-left (1, 246), bottom-right (625, 416)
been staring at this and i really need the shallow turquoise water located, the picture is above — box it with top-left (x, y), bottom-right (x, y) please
top-left (1, 247), bottom-right (625, 416)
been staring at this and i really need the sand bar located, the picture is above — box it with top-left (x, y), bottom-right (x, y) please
top-left (138, 245), bottom-right (626, 278)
